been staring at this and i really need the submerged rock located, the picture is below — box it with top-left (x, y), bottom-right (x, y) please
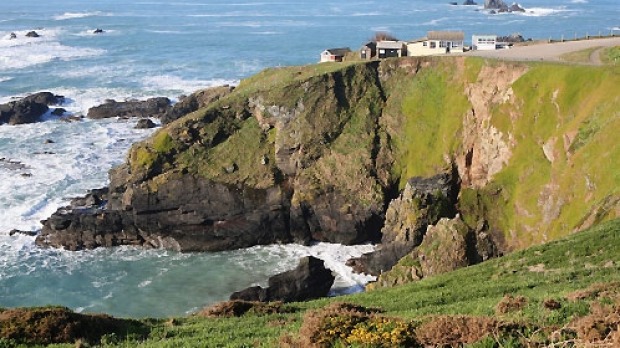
top-left (25, 31), bottom-right (40, 38)
top-left (230, 256), bottom-right (335, 302)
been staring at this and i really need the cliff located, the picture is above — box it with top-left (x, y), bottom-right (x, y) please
top-left (37, 57), bottom-right (620, 258)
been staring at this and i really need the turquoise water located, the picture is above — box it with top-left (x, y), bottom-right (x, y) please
top-left (0, 0), bottom-right (618, 318)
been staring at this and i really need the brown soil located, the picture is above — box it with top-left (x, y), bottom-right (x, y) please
top-left (496, 294), bottom-right (528, 314)
top-left (416, 315), bottom-right (517, 347)
top-left (566, 281), bottom-right (620, 302)
top-left (197, 300), bottom-right (289, 318)
top-left (0, 306), bottom-right (145, 345)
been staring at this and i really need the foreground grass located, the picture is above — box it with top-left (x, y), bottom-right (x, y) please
top-left (4, 219), bottom-right (613, 347)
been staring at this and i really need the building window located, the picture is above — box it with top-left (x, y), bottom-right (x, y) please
top-left (423, 42), bottom-right (427, 47)
top-left (430, 41), bottom-right (436, 49)
top-left (439, 41), bottom-right (446, 48)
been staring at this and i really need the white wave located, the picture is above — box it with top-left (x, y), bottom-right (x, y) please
top-left (0, 29), bottom-right (105, 71)
top-left (138, 280), bottom-right (152, 288)
top-left (237, 242), bottom-right (376, 294)
top-left (518, 7), bottom-right (575, 17)
top-left (73, 29), bottom-right (119, 37)
top-left (141, 75), bottom-right (238, 96)
top-left (53, 11), bottom-right (109, 21)
top-left (0, 117), bottom-right (157, 233)
top-left (0, 77), bottom-right (12, 83)
top-left (570, 0), bottom-right (587, 3)
top-left (250, 31), bottom-right (281, 35)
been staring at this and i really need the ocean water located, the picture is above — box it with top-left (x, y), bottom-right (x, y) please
top-left (0, 0), bottom-right (618, 318)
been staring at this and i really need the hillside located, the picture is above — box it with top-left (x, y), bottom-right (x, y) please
top-left (4, 218), bottom-right (619, 347)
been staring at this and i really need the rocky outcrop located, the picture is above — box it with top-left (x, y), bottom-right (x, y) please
top-left (25, 31), bottom-right (40, 38)
top-left (367, 216), bottom-right (500, 289)
top-left (87, 97), bottom-right (171, 119)
top-left (346, 170), bottom-right (459, 276)
top-left (161, 86), bottom-right (234, 124)
top-left (484, 0), bottom-right (525, 12)
top-left (230, 256), bottom-right (334, 302)
top-left (0, 92), bottom-right (64, 125)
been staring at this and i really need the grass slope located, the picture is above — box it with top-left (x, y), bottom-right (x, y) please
top-left (4, 219), bottom-right (615, 347)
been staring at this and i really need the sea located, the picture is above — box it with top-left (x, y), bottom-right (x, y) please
top-left (0, 0), bottom-right (618, 318)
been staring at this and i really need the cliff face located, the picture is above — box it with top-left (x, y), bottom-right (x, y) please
top-left (37, 57), bottom-right (620, 255)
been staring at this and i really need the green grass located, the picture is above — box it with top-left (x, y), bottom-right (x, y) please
top-left (12, 219), bottom-right (616, 348)
top-left (392, 60), bottom-right (469, 187)
top-left (601, 46), bottom-right (620, 65)
top-left (559, 47), bottom-right (600, 64)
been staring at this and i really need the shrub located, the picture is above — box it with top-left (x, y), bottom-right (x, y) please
top-left (294, 302), bottom-right (418, 347)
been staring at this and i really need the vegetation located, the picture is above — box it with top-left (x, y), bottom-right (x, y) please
top-left (2, 219), bottom-right (618, 347)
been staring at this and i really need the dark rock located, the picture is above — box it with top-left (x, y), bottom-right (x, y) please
top-left (134, 118), bottom-right (157, 129)
top-left (25, 31), bottom-right (40, 38)
top-left (484, 0), bottom-right (508, 10)
top-left (51, 108), bottom-right (66, 116)
top-left (230, 256), bottom-right (335, 302)
top-left (463, 0), bottom-right (477, 5)
top-left (44, 139), bottom-right (54, 144)
top-left (498, 33), bottom-right (527, 43)
top-left (87, 97), bottom-right (171, 119)
top-left (36, 175), bottom-right (294, 251)
top-left (347, 170), bottom-right (459, 276)
top-left (509, 3), bottom-right (525, 12)
top-left (93, 28), bottom-right (104, 34)
top-left (161, 86), bottom-right (234, 125)
top-left (9, 229), bottom-right (37, 237)
top-left (0, 92), bottom-right (63, 125)
top-left (449, 2), bottom-right (458, 5)
top-left (9, 32), bottom-right (17, 39)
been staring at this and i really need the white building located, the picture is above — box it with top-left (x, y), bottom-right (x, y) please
top-left (472, 35), bottom-right (497, 50)
top-left (407, 31), bottom-right (465, 56)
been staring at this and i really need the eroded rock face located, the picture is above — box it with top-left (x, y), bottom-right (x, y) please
top-left (368, 216), bottom-right (500, 289)
top-left (346, 170), bottom-right (459, 276)
top-left (87, 97), bottom-right (171, 119)
top-left (0, 92), bottom-right (64, 125)
top-left (230, 256), bottom-right (335, 302)
top-left (457, 64), bottom-right (527, 188)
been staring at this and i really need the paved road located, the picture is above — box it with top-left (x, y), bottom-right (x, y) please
top-left (463, 37), bottom-right (620, 65)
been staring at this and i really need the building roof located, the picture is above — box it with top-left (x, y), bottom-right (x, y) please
top-left (376, 40), bottom-right (405, 50)
top-left (361, 41), bottom-right (377, 49)
top-left (427, 31), bottom-right (464, 41)
top-left (323, 47), bottom-right (351, 56)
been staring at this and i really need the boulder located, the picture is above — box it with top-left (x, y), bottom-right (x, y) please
top-left (25, 31), bottom-right (39, 38)
top-left (161, 86), bottom-right (234, 124)
top-left (463, 0), bottom-right (477, 5)
top-left (0, 92), bottom-right (64, 125)
top-left (87, 97), bottom-right (171, 119)
top-left (93, 28), bottom-right (104, 34)
top-left (346, 170), bottom-right (459, 276)
top-left (230, 256), bottom-right (335, 302)
top-left (135, 118), bottom-right (157, 129)
top-left (9, 32), bottom-right (17, 39)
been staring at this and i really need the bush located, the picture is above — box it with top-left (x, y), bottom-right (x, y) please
top-left (292, 302), bottom-right (418, 347)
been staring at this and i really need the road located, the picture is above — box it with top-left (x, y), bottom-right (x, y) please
top-left (463, 37), bottom-right (620, 65)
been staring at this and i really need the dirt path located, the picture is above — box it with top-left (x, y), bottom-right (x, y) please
top-left (463, 37), bottom-right (620, 65)
top-left (589, 47), bottom-right (604, 65)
